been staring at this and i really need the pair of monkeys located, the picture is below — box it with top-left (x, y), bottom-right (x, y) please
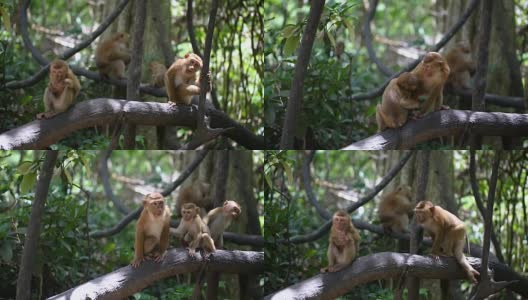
top-left (95, 32), bottom-right (210, 106)
top-left (376, 41), bottom-right (476, 132)
top-left (378, 185), bottom-right (479, 283)
top-left (131, 192), bottom-right (241, 268)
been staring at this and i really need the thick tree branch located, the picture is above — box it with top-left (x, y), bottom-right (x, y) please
top-left (0, 99), bottom-right (264, 150)
top-left (264, 252), bottom-right (527, 300)
top-left (47, 249), bottom-right (264, 300)
top-left (343, 110), bottom-right (528, 150)
top-left (187, 0), bottom-right (203, 58)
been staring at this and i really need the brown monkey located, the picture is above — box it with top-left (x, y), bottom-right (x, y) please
top-left (164, 53), bottom-right (211, 106)
top-left (445, 41), bottom-right (476, 91)
top-left (132, 192), bottom-right (171, 268)
top-left (376, 72), bottom-right (422, 132)
top-left (95, 32), bottom-right (131, 79)
top-left (174, 203), bottom-right (216, 258)
top-left (411, 52), bottom-right (451, 116)
top-left (378, 185), bottom-right (414, 233)
top-left (204, 200), bottom-right (241, 248)
top-left (149, 61), bottom-right (167, 87)
top-left (414, 201), bottom-right (480, 283)
top-left (36, 59), bottom-right (81, 120)
top-left (320, 210), bottom-right (361, 273)
top-left (175, 182), bottom-right (212, 217)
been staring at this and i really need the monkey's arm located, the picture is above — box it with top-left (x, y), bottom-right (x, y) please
top-left (399, 97), bottom-right (421, 110)
top-left (164, 69), bottom-right (177, 102)
top-left (108, 47), bottom-right (131, 62)
top-left (176, 83), bottom-right (201, 97)
top-left (173, 221), bottom-right (187, 238)
top-left (159, 222), bottom-right (170, 253)
top-left (431, 230), bottom-right (444, 255)
top-left (132, 227), bottom-right (145, 267)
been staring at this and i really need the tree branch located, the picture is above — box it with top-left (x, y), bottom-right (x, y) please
top-left (0, 99), bottom-right (264, 150)
top-left (302, 150), bottom-right (331, 220)
top-left (264, 252), bottom-right (527, 300)
top-left (48, 249), bottom-right (264, 300)
top-left (363, 0), bottom-right (393, 77)
top-left (280, 0), bottom-right (326, 148)
top-left (343, 110), bottom-right (528, 150)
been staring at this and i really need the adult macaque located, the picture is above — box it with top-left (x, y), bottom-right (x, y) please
top-left (445, 41), bottom-right (476, 91)
top-left (149, 61), bottom-right (167, 87)
top-left (204, 200), bottom-right (241, 248)
top-left (176, 182), bottom-right (212, 217)
top-left (320, 210), bottom-right (360, 273)
top-left (376, 72), bottom-right (422, 132)
top-left (174, 203), bottom-right (216, 258)
top-left (132, 192), bottom-right (171, 268)
top-left (36, 59), bottom-right (81, 120)
top-left (411, 52), bottom-right (451, 116)
top-left (95, 32), bottom-right (131, 79)
top-left (378, 185), bottom-right (414, 233)
top-left (164, 53), bottom-right (211, 106)
top-left (414, 201), bottom-right (480, 283)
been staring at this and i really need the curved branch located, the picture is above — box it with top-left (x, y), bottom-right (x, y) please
top-left (0, 99), bottom-right (264, 150)
top-left (264, 252), bottom-right (526, 300)
top-left (449, 89), bottom-right (526, 109)
top-left (48, 249), bottom-right (264, 300)
top-left (343, 110), bottom-right (528, 150)
top-left (283, 151), bottom-right (413, 244)
top-left (302, 150), bottom-right (331, 220)
top-left (363, 0), bottom-right (393, 77)
top-left (349, 0), bottom-right (481, 101)
top-left (280, 0), bottom-right (326, 148)
top-left (98, 150), bottom-right (131, 215)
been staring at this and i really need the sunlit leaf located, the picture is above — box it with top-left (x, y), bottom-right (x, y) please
top-left (20, 172), bottom-right (37, 194)
top-left (283, 35), bottom-right (300, 56)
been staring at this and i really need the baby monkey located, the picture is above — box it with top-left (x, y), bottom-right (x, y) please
top-left (132, 192), bottom-right (171, 268)
top-left (414, 201), bottom-right (480, 283)
top-left (376, 72), bottom-right (422, 132)
top-left (321, 210), bottom-right (361, 273)
top-left (174, 203), bottom-right (216, 258)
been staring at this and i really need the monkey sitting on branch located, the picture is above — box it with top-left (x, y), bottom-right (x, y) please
top-left (376, 72), bottom-right (422, 132)
top-left (174, 203), bottom-right (216, 258)
top-left (414, 201), bottom-right (480, 283)
top-left (320, 210), bottom-right (361, 273)
top-left (204, 200), bottom-right (241, 249)
top-left (378, 185), bottom-right (414, 233)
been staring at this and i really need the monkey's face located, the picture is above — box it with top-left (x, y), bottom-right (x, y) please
top-left (223, 200), bottom-right (241, 218)
top-left (185, 58), bottom-right (202, 75)
top-left (50, 64), bottom-right (67, 82)
top-left (147, 199), bottom-right (165, 216)
top-left (333, 214), bottom-right (350, 231)
top-left (181, 207), bottom-right (196, 221)
top-left (414, 201), bottom-right (434, 224)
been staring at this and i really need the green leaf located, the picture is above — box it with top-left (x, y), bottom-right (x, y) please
top-left (60, 239), bottom-right (72, 253)
top-left (281, 24), bottom-right (297, 38)
top-left (283, 35), bottom-right (300, 56)
top-left (20, 172), bottom-right (37, 194)
top-left (103, 242), bottom-right (116, 254)
top-left (17, 161), bottom-right (33, 175)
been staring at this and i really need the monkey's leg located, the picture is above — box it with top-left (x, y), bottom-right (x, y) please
top-left (108, 60), bottom-right (126, 79)
top-left (176, 83), bottom-right (201, 104)
top-left (400, 98), bottom-right (421, 110)
top-left (375, 105), bottom-right (387, 132)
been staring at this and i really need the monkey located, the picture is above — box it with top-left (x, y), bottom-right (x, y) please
top-left (175, 182), bottom-right (212, 217)
top-left (36, 59), bottom-right (81, 120)
top-left (149, 61), bottom-right (167, 87)
top-left (132, 192), bottom-right (171, 268)
top-left (203, 200), bottom-right (241, 248)
top-left (411, 52), bottom-right (451, 116)
top-left (320, 210), bottom-right (361, 273)
top-left (376, 72), bottom-right (422, 132)
top-left (174, 203), bottom-right (216, 258)
top-left (95, 32), bottom-right (131, 79)
top-left (445, 41), bottom-right (476, 91)
top-left (164, 53), bottom-right (211, 106)
top-left (414, 201), bottom-right (480, 283)
top-left (378, 185), bottom-right (414, 233)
